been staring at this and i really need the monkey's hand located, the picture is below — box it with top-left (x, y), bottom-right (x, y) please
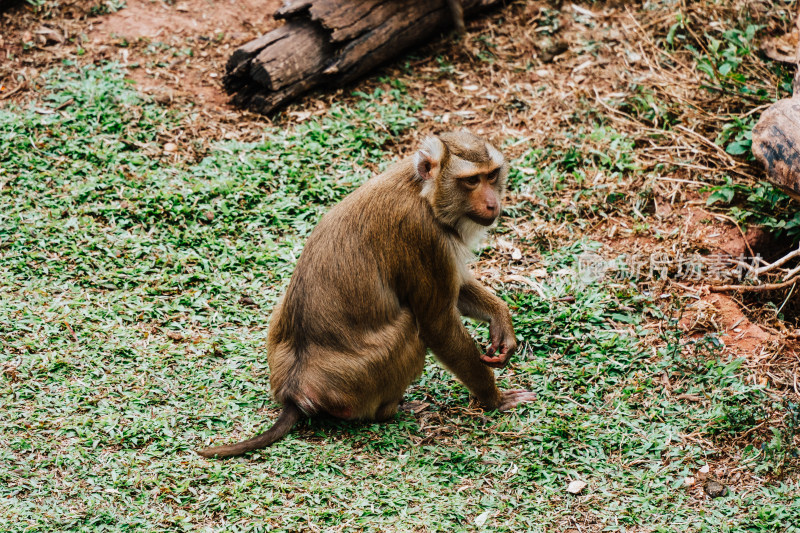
top-left (497, 389), bottom-right (537, 411)
top-left (480, 320), bottom-right (517, 368)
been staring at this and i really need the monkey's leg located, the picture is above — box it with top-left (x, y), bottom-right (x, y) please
top-left (296, 311), bottom-right (425, 422)
top-left (370, 329), bottom-right (425, 422)
top-left (375, 400), bottom-right (402, 422)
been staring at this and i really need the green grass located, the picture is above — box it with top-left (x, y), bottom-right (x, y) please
top-left (1, 63), bottom-right (798, 532)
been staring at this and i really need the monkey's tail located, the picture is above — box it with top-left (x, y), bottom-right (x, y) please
top-left (195, 401), bottom-right (302, 459)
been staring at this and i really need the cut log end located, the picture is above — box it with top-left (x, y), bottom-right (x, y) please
top-left (752, 95), bottom-right (800, 202)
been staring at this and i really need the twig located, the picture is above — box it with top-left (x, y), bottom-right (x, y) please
top-left (654, 176), bottom-right (708, 186)
top-left (794, 5), bottom-right (800, 94)
top-left (670, 280), bottom-right (703, 294)
top-left (758, 245), bottom-right (800, 275)
top-left (732, 245), bottom-right (800, 277)
top-left (0, 83), bottom-right (25, 100)
top-left (710, 278), bottom-right (799, 293)
top-left (783, 261), bottom-right (800, 281)
top-left (776, 282), bottom-right (796, 316)
top-left (675, 124), bottom-right (737, 166)
top-left (732, 421), bottom-right (768, 443)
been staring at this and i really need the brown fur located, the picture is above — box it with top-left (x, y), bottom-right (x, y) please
top-left (196, 131), bottom-right (533, 459)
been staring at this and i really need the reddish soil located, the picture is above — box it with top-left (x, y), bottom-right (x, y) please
top-left (0, 0), bottom-right (281, 109)
top-left (681, 293), bottom-right (777, 354)
top-left (89, 0), bottom-right (281, 107)
top-left (96, 0), bottom-right (276, 39)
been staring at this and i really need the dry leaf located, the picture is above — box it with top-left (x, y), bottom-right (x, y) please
top-left (703, 480), bottom-right (727, 498)
top-left (566, 480), bottom-right (587, 494)
top-left (496, 237), bottom-right (513, 249)
top-left (760, 32), bottom-right (798, 64)
top-left (288, 110), bottom-right (312, 121)
top-left (165, 330), bottom-right (183, 341)
top-left (35, 26), bottom-right (64, 44)
top-left (676, 393), bottom-right (702, 402)
top-left (503, 274), bottom-right (535, 286)
top-left (239, 295), bottom-right (258, 307)
top-left (400, 401), bottom-right (429, 414)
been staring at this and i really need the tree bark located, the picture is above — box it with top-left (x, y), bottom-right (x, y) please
top-left (752, 93), bottom-right (800, 203)
top-left (225, 0), bottom-right (502, 114)
top-left (751, 12), bottom-right (800, 203)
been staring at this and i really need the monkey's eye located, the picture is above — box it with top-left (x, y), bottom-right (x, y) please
top-left (488, 169), bottom-right (500, 183)
top-left (463, 175), bottom-right (480, 187)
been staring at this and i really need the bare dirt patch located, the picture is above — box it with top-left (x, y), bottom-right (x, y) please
top-left (89, 0), bottom-right (280, 107)
top-left (96, 0), bottom-right (276, 39)
top-left (1, 0), bottom-right (280, 110)
top-left (682, 293), bottom-right (777, 354)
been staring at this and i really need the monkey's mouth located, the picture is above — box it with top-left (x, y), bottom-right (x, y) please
top-left (467, 213), bottom-right (497, 226)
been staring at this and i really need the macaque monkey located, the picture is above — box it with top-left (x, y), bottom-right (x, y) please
top-left (197, 131), bottom-right (535, 459)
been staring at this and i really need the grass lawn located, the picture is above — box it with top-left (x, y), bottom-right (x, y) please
top-left (1, 0), bottom-right (800, 530)
top-left (0, 63), bottom-right (797, 532)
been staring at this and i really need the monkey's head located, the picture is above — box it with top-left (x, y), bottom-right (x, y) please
top-left (415, 131), bottom-right (508, 235)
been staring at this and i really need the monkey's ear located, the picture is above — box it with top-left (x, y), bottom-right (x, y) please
top-left (414, 137), bottom-right (446, 181)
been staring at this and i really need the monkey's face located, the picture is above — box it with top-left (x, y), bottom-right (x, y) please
top-left (415, 132), bottom-right (508, 230)
top-left (455, 166), bottom-right (504, 226)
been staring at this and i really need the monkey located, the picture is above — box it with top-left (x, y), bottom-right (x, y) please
top-left (446, 0), bottom-right (466, 35)
top-left (196, 131), bottom-right (536, 459)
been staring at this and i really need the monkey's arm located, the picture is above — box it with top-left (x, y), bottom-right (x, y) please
top-left (420, 308), bottom-right (504, 408)
top-left (420, 309), bottom-right (534, 411)
top-left (457, 280), bottom-right (517, 368)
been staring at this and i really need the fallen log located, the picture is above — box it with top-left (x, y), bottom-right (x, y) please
top-left (712, 16), bottom-right (800, 293)
top-left (225, 0), bottom-right (502, 114)
top-left (752, 11), bottom-right (800, 202)
top-left (0, 0), bottom-right (23, 12)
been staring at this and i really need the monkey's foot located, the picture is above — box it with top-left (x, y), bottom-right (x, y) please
top-left (497, 389), bottom-right (536, 411)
